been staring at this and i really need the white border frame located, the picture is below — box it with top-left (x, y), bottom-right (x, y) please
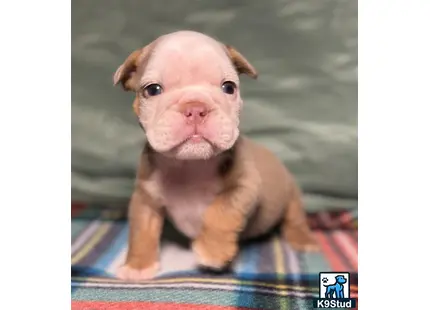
top-left (0, 0), bottom-right (429, 309)
top-left (359, 0), bottom-right (430, 309)
top-left (0, 0), bottom-right (71, 309)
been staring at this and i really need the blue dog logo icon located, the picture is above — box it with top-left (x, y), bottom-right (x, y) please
top-left (314, 272), bottom-right (356, 308)
top-left (323, 275), bottom-right (347, 299)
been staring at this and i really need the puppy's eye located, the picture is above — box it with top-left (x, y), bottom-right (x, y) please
top-left (143, 84), bottom-right (163, 97)
top-left (221, 81), bottom-right (237, 95)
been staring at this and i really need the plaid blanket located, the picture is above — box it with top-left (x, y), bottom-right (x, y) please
top-left (71, 203), bottom-right (358, 310)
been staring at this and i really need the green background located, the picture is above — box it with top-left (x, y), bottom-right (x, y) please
top-left (71, 0), bottom-right (357, 212)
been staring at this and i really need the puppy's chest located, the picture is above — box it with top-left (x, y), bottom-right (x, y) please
top-left (151, 168), bottom-right (222, 238)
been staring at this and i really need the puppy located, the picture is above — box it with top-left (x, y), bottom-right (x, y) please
top-left (113, 31), bottom-right (318, 281)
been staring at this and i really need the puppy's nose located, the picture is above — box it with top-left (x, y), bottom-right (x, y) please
top-left (182, 103), bottom-right (209, 124)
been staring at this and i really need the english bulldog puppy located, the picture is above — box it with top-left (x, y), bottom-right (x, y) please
top-left (113, 30), bottom-right (318, 281)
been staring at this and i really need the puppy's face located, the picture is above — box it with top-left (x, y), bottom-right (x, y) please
top-left (114, 31), bottom-right (257, 160)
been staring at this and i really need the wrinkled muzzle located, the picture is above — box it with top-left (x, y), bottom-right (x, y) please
top-left (140, 87), bottom-right (241, 160)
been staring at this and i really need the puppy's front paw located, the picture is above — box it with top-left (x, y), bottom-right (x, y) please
top-left (284, 228), bottom-right (320, 252)
top-left (192, 235), bottom-right (238, 270)
top-left (289, 239), bottom-right (320, 252)
top-left (116, 262), bottom-right (159, 282)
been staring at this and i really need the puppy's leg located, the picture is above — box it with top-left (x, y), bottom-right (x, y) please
top-left (117, 188), bottom-right (164, 281)
top-left (192, 190), bottom-right (256, 270)
top-left (281, 185), bottom-right (319, 251)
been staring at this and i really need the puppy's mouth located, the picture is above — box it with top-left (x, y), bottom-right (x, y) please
top-left (181, 133), bottom-right (215, 150)
top-left (180, 125), bottom-right (210, 144)
top-left (188, 134), bottom-right (205, 143)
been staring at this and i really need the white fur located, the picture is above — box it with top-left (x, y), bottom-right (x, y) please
top-left (143, 159), bottom-right (222, 238)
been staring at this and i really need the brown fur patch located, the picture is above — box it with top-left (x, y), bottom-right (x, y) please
top-left (192, 194), bottom-right (243, 268)
top-left (113, 43), bottom-right (156, 92)
top-left (124, 187), bottom-right (164, 270)
top-left (193, 142), bottom-right (261, 268)
top-left (202, 195), bottom-right (246, 234)
top-left (224, 45), bottom-right (258, 79)
top-left (281, 185), bottom-right (319, 251)
top-left (135, 144), bottom-right (156, 181)
top-left (217, 144), bottom-right (236, 177)
top-left (133, 96), bottom-right (140, 117)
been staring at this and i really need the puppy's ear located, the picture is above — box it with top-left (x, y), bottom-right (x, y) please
top-left (113, 44), bottom-right (153, 91)
top-left (224, 45), bottom-right (258, 79)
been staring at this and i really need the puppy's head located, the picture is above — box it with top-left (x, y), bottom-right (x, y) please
top-left (113, 31), bottom-right (257, 160)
